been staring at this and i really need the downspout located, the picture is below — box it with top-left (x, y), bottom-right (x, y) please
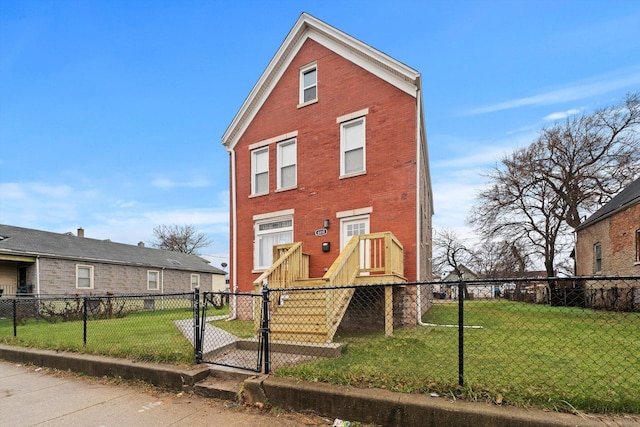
top-left (36, 256), bottom-right (41, 296)
top-left (227, 148), bottom-right (238, 321)
top-left (414, 86), bottom-right (427, 326)
top-left (161, 267), bottom-right (165, 310)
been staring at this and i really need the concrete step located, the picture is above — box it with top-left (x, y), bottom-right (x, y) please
top-left (193, 376), bottom-right (242, 401)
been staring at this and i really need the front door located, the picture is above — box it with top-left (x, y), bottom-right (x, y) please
top-left (341, 216), bottom-right (370, 273)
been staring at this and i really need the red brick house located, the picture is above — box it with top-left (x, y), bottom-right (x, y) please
top-left (222, 14), bottom-right (432, 337)
top-left (575, 178), bottom-right (640, 310)
top-left (575, 177), bottom-right (640, 277)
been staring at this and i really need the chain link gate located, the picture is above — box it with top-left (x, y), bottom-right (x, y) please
top-left (193, 288), bottom-right (270, 373)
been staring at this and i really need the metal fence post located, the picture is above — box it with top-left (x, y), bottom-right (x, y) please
top-left (83, 297), bottom-right (88, 347)
top-left (458, 278), bottom-right (464, 387)
top-left (259, 282), bottom-right (271, 374)
top-left (194, 288), bottom-right (202, 363)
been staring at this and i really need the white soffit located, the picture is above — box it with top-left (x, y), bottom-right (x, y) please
top-left (222, 13), bottom-right (421, 151)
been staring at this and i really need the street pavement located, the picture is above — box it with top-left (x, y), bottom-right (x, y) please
top-left (0, 360), bottom-right (331, 426)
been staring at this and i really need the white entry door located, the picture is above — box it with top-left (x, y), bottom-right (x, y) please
top-left (341, 216), bottom-right (370, 273)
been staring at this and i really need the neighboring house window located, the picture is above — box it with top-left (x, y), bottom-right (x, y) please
top-left (340, 117), bottom-right (366, 176)
top-left (255, 216), bottom-right (293, 270)
top-left (191, 274), bottom-right (200, 290)
top-left (148, 270), bottom-right (159, 291)
top-left (277, 138), bottom-right (296, 190)
top-left (636, 229), bottom-right (640, 262)
top-left (594, 243), bottom-right (602, 273)
top-left (299, 63), bottom-right (317, 104)
top-left (251, 147), bottom-right (269, 195)
top-left (76, 265), bottom-right (94, 289)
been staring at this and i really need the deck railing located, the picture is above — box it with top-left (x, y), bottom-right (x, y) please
top-left (253, 242), bottom-right (309, 291)
top-left (255, 232), bottom-right (404, 291)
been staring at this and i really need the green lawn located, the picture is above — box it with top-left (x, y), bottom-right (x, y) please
top-left (1, 306), bottom-right (227, 364)
top-left (275, 300), bottom-right (640, 413)
top-left (2, 299), bottom-right (638, 413)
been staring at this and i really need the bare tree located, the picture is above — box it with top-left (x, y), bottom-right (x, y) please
top-left (151, 224), bottom-right (212, 255)
top-left (537, 92), bottom-right (640, 228)
top-left (433, 229), bottom-right (474, 297)
top-left (473, 240), bottom-right (531, 279)
top-left (469, 92), bottom-right (640, 277)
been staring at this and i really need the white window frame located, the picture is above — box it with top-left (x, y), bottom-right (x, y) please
top-left (251, 147), bottom-right (269, 196)
top-left (254, 215), bottom-right (294, 271)
top-left (299, 62), bottom-right (317, 106)
top-left (191, 274), bottom-right (200, 290)
top-left (277, 138), bottom-right (297, 190)
top-left (340, 116), bottom-right (366, 177)
top-left (147, 270), bottom-right (159, 291)
top-left (76, 265), bottom-right (94, 290)
top-left (594, 242), bottom-right (602, 273)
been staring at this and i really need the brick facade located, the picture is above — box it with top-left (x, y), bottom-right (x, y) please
top-left (576, 203), bottom-right (640, 277)
top-left (229, 38), bottom-right (429, 293)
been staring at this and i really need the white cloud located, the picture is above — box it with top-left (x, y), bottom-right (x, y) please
top-left (465, 66), bottom-right (640, 115)
top-left (151, 175), bottom-right (212, 189)
top-left (151, 177), bottom-right (176, 189)
top-left (144, 209), bottom-right (228, 226)
top-left (542, 109), bottom-right (581, 121)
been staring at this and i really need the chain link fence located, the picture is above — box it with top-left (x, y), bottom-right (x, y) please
top-left (0, 292), bottom-right (198, 363)
top-left (251, 276), bottom-right (639, 413)
top-left (2, 276), bottom-right (639, 412)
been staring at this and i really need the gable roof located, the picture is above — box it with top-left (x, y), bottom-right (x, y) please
top-left (221, 12), bottom-right (422, 151)
top-left (576, 177), bottom-right (640, 231)
top-left (0, 224), bottom-right (224, 274)
top-left (442, 265), bottom-right (478, 281)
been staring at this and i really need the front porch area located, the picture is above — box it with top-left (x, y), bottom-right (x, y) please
top-left (253, 232), bottom-right (407, 343)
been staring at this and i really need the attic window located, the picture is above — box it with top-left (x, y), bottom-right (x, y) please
top-left (299, 62), bottom-right (317, 106)
top-left (168, 259), bottom-right (182, 266)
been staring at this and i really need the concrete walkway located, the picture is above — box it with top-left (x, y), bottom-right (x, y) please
top-left (0, 360), bottom-right (327, 426)
top-left (174, 315), bottom-right (237, 355)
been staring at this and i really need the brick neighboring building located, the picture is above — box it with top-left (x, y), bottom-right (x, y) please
top-left (0, 224), bottom-right (225, 297)
top-left (575, 178), bottom-right (640, 310)
top-left (222, 14), bottom-right (433, 324)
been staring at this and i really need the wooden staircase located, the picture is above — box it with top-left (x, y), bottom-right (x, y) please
top-left (254, 232), bottom-right (405, 343)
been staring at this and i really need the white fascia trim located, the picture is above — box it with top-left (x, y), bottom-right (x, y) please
top-left (307, 29), bottom-right (418, 97)
top-left (221, 13), bottom-right (420, 151)
top-left (249, 131), bottom-right (298, 151)
top-left (253, 208), bottom-right (295, 221)
top-left (336, 207), bottom-right (373, 218)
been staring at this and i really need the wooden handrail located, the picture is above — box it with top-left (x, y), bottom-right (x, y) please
top-left (253, 242), bottom-right (309, 290)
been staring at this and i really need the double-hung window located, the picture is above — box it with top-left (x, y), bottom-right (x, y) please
top-left (191, 274), bottom-right (200, 290)
top-left (76, 265), bottom-right (94, 289)
top-left (148, 270), bottom-right (159, 291)
top-left (251, 147), bottom-right (269, 195)
top-left (636, 229), bottom-right (640, 263)
top-left (277, 138), bottom-right (296, 190)
top-left (594, 243), bottom-right (602, 273)
top-left (340, 117), bottom-right (366, 176)
top-left (255, 216), bottom-right (293, 270)
top-left (299, 63), bottom-right (317, 105)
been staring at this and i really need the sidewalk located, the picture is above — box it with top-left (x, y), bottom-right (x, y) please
top-left (0, 360), bottom-right (327, 426)
top-left (0, 345), bottom-right (638, 427)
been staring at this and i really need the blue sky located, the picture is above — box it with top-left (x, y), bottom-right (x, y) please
top-left (2, 0), bottom-right (639, 269)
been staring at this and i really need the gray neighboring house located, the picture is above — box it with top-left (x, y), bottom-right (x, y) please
top-left (0, 224), bottom-right (226, 297)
